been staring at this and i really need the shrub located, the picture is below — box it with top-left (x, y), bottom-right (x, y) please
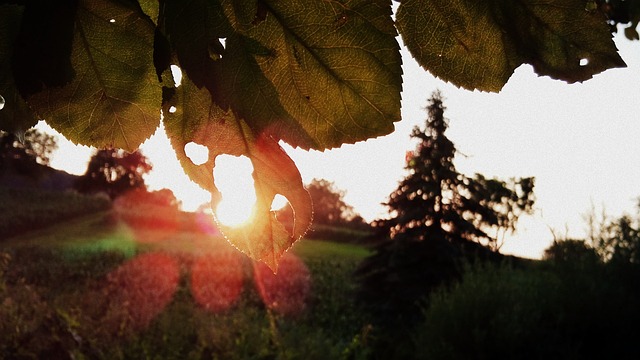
top-left (412, 261), bottom-right (640, 359)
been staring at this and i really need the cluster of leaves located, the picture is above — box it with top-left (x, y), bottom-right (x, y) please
top-left (0, 0), bottom-right (630, 269)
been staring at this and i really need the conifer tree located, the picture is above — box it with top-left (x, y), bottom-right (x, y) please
top-left (379, 90), bottom-right (534, 249)
top-left (357, 91), bottom-right (535, 332)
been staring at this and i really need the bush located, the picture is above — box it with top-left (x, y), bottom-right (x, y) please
top-left (412, 261), bottom-right (640, 359)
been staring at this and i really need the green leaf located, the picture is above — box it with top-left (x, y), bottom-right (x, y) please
top-left (25, 0), bottom-right (161, 151)
top-left (212, 0), bottom-right (402, 150)
top-left (0, 5), bottom-right (38, 134)
top-left (163, 75), bottom-right (312, 272)
top-left (138, 0), bottom-right (159, 25)
top-left (397, 0), bottom-right (626, 92)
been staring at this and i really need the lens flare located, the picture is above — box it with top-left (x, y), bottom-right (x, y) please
top-left (253, 253), bottom-right (311, 316)
top-left (103, 252), bottom-right (179, 330)
top-left (213, 155), bottom-right (257, 227)
top-left (191, 252), bottom-right (244, 312)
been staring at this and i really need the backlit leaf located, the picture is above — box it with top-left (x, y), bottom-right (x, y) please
top-left (212, 0), bottom-right (402, 150)
top-left (163, 75), bottom-right (312, 272)
top-left (397, 0), bottom-right (626, 92)
top-left (25, 0), bottom-right (161, 151)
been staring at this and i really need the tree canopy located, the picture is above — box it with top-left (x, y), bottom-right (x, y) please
top-left (0, 128), bottom-right (57, 167)
top-left (0, 0), bottom-right (635, 269)
top-left (306, 179), bottom-right (362, 227)
top-left (75, 148), bottom-right (152, 199)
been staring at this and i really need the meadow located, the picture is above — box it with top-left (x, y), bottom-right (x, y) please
top-left (0, 189), bottom-right (374, 359)
top-left (3, 188), bottom-right (640, 359)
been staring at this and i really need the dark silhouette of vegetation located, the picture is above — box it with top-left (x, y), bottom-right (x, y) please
top-left (356, 91), bottom-right (535, 353)
top-left (0, 129), bottom-right (57, 171)
top-left (307, 178), bottom-right (364, 228)
top-left (412, 258), bottom-right (640, 360)
top-left (376, 91), bottom-right (534, 250)
top-left (544, 238), bottom-right (601, 265)
top-left (75, 149), bottom-right (151, 199)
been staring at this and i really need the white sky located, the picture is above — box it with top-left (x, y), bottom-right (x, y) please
top-left (39, 32), bottom-right (640, 260)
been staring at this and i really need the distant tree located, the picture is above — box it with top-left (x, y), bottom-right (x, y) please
top-left (596, 213), bottom-right (640, 265)
top-left (543, 239), bottom-right (600, 265)
top-left (307, 178), bottom-right (360, 226)
top-left (276, 178), bottom-right (369, 236)
top-left (0, 129), bottom-right (57, 167)
top-left (377, 90), bottom-right (535, 250)
top-left (75, 148), bottom-right (151, 199)
top-left (584, 201), bottom-right (640, 265)
top-left (356, 91), bottom-right (534, 331)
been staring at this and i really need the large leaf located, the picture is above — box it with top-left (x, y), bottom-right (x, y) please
top-left (163, 76), bottom-right (312, 272)
top-left (25, 0), bottom-right (161, 150)
top-left (162, 0), bottom-right (232, 88)
top-left (0, 5), bottom-right (37, 134)
top-left (210, 0), bottom-right (402, 150)
top-left (397, 0), bottom-right (626, 92)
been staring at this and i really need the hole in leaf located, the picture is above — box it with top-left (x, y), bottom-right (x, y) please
top-left (170, 65), bottom-right (182, 87)
top-left (109, 19), bottom-right (116, 23)
top-left (214, 155), bottom-right (257, 227)
top-left (168, 106), bottom-right (177, 113)
top-left (271, 194), bottom-right (289, 211)
top-left (0, 94), bottom-right (5, 110)
top-left (184, 142), bottom-right (208, 165)
top-left (580, 58), bottom-right (589, 66)
top-left (219, 38), bottom-right (226, 49)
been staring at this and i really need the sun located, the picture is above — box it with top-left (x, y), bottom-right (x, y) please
top-left (213, 155), bottom-right (257, 227)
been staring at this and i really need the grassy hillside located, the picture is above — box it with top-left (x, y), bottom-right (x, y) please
top-left (0, 211), bottom-right (373, 359)
top-left (0, 186), bottom-right (111, 239)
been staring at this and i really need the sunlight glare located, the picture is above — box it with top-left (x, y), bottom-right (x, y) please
top-left (170, 65), bottom-right (182, 86)
top-left (185, 142), bottom-right (209, 165)
top-left (213, 155), bottom-right (256, 227)
top-left (271, 194), bottom-right (289, 211)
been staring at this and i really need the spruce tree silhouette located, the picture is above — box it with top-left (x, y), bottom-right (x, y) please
top-left (357, 91), bottom-right (534, 330)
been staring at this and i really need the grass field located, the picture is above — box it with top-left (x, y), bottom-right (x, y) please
top-left (1, 208), bottom-right (374, 359)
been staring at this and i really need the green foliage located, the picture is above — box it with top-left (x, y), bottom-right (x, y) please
top-left (413, 261), bottom-right (640, 359)
top-left (0, 0), bottom-right (629, 268)
top-left (397, 0), bottom-right (625, 92)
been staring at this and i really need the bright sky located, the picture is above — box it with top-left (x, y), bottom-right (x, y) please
top-left (38, 32), bottom-right (640, 260)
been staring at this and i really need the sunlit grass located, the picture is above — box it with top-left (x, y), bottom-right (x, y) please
top-left (0, 214), bottom-right (371, 359)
